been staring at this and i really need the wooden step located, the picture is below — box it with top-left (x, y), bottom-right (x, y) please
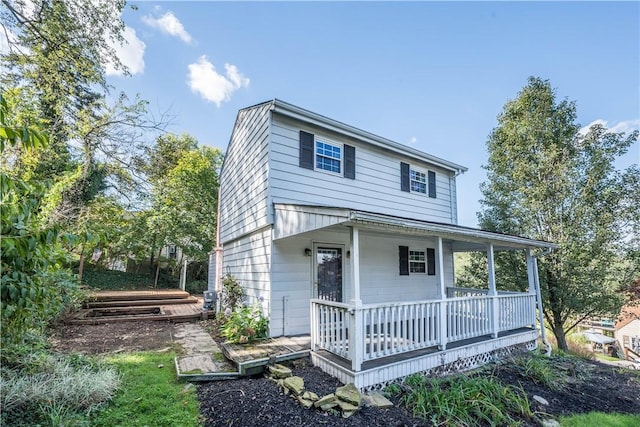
top-left (88, 290), bottom-right (192, 302)
top-left (85, 296), bottom-right (200, 308)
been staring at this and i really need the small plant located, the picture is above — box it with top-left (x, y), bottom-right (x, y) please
top-left (398, 374), bottom-right (532, 426)
top-left (383, 383), bottom-right (401, 397)
top-left (512, 354), bottom-right (559, 389)
top-left (404, 373), bottom-right (426, 388)
top-left (219, 274), bottom-right (245, 317)
top-left (221, 300), bottom-right (269, 344)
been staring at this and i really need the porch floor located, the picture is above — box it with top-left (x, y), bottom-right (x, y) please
top-left (220, 335), bottom-right (311, 375)
top-left (314, 327), bottom-right (535, 372)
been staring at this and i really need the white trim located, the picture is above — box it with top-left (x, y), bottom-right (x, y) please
top-left (270, 99), bottom-right (468, 174)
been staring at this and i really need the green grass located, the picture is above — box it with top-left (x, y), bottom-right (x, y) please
top-left (595, 354), bottom-right (620, 362)
top-left (511, 353), bottom-right (560, 389)
top-left (560, 412), bottom-right (640, 427)
top-left (91, 351), bottom-right (201, 427)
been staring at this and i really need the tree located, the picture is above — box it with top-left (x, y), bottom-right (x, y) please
top-left (474, 77), bottom-right (639, 351)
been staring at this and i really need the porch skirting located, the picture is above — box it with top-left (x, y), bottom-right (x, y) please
top-left (310, 329), bottom-right (538, 390)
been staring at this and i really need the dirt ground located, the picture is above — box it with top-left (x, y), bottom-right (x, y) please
top-left (50, 320), bottom-right (640, 426)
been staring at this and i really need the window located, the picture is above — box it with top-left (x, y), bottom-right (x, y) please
top-left (399, 245), bottom-right (436, 276)
top-left (400, 162), bottom-right (437, 198)
top-left (410, 169), bottom-right (426, 193)
top-left (299, 131), bottom-right (356, 179)
top-left (409, 250), bottom-right (426, 273)
top-left (316, 140), bottom-right (341, 173)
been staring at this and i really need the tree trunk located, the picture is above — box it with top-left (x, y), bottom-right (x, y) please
top-left (553, 323), bottom-right (568, 352)
top-left (77, 243), bottom-right (85, 284)
top-left (153, 246), bottom-right (163, 288)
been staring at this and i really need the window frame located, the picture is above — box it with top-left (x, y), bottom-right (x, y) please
top-left (314, 138), bottom-right (343, 175)
top-left (409, 249), bottom-right (426, 273)
top-left (410, 168), bottom-right (427, 194)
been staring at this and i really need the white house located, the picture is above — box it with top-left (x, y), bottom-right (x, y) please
top-left (216, 100), bottom-right (557, 389)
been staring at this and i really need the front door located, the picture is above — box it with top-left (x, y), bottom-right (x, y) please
top-left (315, 246), bottom-right (343, 302)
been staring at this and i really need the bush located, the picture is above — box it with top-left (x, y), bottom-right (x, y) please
top-left (81, 267), bottom-right (178, 290)
top-left (1, 353), bottom-right (119, 426)
top-left (219, 274), bottom-right (245, 315)
top-left (221, 301), bottom-right (269, 344)
top-left (185, 279), bottom-right (207, 295)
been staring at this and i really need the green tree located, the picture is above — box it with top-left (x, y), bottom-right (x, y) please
top-left (474, 77), bottom-right (639, 351)
top-left (0, 93), bottom-right (79, 346)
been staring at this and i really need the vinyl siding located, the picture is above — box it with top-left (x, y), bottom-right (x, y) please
top-left (222, 226), bottom-right (272, 313)
top-left (219, 103), bottom-right (271, 243)
top-left (270, 228), bottom-right (456, 336)
top-left (269, 115), bottom-right (456, 224)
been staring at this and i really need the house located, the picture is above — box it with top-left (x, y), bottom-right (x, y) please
top-left (579, 305), bottom-right (640, 358)
top-left (215, 100), bottom-right (557, 389)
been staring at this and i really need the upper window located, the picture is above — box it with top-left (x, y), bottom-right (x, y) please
top-left (409, 250), bottom-right (426, 273)
top-left (316, 140), bottom-right (341, 173)
top-left (410, 169), bottom-right (427, 194)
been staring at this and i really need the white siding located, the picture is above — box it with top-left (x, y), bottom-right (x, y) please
top-left (615, 319), bottom-right (640, 350)
top-left (269, 115), bottom-right (457, 224)
top-left (222, 227), bottom-right (272, 315)
top-left (219, 103), bottom-right (272, 243)
top-left (270, 228), bottom-right (456, 336)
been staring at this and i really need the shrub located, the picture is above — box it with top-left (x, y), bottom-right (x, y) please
top-left (399, 374), bottom-right (532, 426)
top-left (219, 274), bottom-right (245, 315)
top-left (185, 279), bottom-right (207, 295)
top-left (512, 354), bottom-right (558, 389)
top-left (1, 353), bottom-right (119, 426)
top-left (221, 300), bottom-right (269, 343)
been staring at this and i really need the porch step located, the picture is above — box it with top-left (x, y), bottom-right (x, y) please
top-left (84, 296), bottom-right (199, 308)
top-left (220, 336), bottom-right (311, 375)
top-left (88, 290), bottom-right (192, 302)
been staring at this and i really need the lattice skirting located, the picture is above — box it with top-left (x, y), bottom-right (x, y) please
top-left (311, 330), bottom-right (539, 390)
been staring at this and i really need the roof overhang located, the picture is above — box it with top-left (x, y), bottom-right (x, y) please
top-left (270, 99), bottom-right (468, 174)
top-left (273, 204), bottom-right (558, 251)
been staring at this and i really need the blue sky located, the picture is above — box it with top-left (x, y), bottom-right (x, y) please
top-left (107, 1), bottom-right (640, 227)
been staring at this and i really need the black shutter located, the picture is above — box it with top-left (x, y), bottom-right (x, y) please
top-left (299, 130), bottom-right (314, 170)
top-left (427, 248), bottom-right (436, 275)
top-left (399, 246), bottom-right (409, 276)
top-left (428, 171), bottom-right (436, 198)
top-left (344, 145), bottom-right (355, 179)
top-left (400, 162), bottom-right (410, 192)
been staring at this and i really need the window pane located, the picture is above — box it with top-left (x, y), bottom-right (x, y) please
top-left (410, 169), bottom-right (427, 193)
top-left (315, 140), bottom-right (342, 173)
top-left (410, 262), bottom-right (426, 273)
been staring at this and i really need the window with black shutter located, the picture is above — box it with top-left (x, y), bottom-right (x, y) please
top-left (400, 162), bottom-right (410, 192)
top-left (427, 248), bottom-right (436, 275)
top-left (344, 145), bottom-right (355, 179)
top-left (299, 130), bottom-right (314, 170)
top-left (428, 171), bottom-right (436, 198)
top-left (399, 246), bottom-right (409, 275)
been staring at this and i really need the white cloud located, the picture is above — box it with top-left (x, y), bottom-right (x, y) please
top-left (579, 119), bottom-right (640, 136)
top-left (187, 56), bottom-right (250, 107)
top-left (142, 11), bottom-right (192, 44)
top-left (408, 136), bottom-right (417, 145)
top-left (105, 26), bottom-right (146, 76)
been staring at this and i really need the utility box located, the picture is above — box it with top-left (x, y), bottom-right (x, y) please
top-left (203, 291), bottom-right (217, 311)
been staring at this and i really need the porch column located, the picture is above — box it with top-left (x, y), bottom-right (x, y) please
top-left (349, 226), bottom-right (363, 371)
top-left (437, 237), bottom-right (448, 350)
top-left (525, 249), bottom-right (537, 327)
top-left (487, 244), bottom-right (499, 338)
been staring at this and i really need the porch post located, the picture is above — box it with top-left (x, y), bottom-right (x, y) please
top-left (487, 244), bottom-right (499, 338)
top-left (437, 237), bottom-right (448, 350)
top-left (349, 226), bottom-right (363, 371)
top-left (525, 249), bottom-right (537, 327)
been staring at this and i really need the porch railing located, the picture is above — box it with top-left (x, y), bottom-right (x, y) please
top-left (311, 292), bottom-right (536, 371)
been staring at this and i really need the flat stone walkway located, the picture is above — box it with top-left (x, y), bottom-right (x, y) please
top-left (173, 323), bottom-right (236, 375)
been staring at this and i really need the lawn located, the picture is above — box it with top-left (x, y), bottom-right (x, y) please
top-left (91, 351), bottom-right (201, 427)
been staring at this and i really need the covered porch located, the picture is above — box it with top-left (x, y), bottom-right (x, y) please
top-left (274, 204), bottom-right (556, 388)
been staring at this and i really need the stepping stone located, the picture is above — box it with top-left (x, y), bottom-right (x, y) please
top-left (363, 391), bottom-right (394, 408)
top-left (336, 383), bottom-right (361, 406)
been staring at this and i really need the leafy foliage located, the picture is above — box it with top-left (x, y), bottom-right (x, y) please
top-left (398, 373), bottom-right (532, 426)
top-left (221, 301), bottom-right (269, 344)
top-left (1, 93), bottom-right (80, 345)
top-left (470, 77), bottom-right (639, 350)
top-left (219, 273), bottom-right (246, 314)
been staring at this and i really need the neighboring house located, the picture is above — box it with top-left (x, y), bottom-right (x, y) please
top-left (215, 100), bottom-right (557, 389)
top-left (579, 305), bottom-right (640, 357)
top-left (616, 306), bottom-right (640, 355)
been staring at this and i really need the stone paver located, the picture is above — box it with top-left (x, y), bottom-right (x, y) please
top-left (173, 323), bottom-right (236, 374)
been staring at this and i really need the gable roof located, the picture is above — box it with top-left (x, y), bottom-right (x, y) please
top-left (267, 99), bottom-right (468, 174)
top-left (616, 305), bottom-right (640, 329)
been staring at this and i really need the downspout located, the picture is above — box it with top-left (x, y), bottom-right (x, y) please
top-left (532, 255), bottom-right (552, 357)
top-left (213, 187), bottom-right (223, 311)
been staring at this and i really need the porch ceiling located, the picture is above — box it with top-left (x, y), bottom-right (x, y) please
top-left (273, 204), bottom-right (557, 251)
